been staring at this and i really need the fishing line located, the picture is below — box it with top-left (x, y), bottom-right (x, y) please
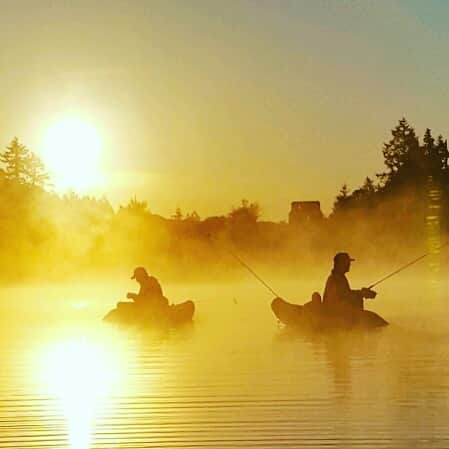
top-left (368, 239), bottom-right (449, 289)
top-left (207, 234), bottom-right (282, 298)
top-left (227, 249), bottom-right (282, 298)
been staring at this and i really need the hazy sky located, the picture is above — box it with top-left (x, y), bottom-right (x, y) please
top-left (1, 0), bottom-right (448, 220)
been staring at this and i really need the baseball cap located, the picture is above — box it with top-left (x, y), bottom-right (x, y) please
top-left (131, 266), bottom-right (148, 280)
top-left (333, 252), bottom-right (355, 263)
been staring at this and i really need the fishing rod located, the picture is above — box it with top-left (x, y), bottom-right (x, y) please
top-left (227, 249), bottom-right (282, 298)
top-left (368, 239), bottom-right (449, 289)
top-left (207, 233), bottom-right (283, 298)
top-left (214, 236), bottom-right (449, 297)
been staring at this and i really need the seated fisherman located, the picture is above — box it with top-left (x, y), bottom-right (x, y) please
top-left (127, 266), bottom-right (169, 310)
top-left (323, 252), bottom-right (376, 316)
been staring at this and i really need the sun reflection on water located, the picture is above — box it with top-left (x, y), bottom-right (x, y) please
top-left (41, 338), bottom-right (122, 449)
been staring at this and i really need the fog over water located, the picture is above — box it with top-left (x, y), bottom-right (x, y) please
top-left (1, 1), bottom-right (448, 447)
top-left (1, 270), bottom-right (449, 448)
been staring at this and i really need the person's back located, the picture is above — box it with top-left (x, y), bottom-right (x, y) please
top-left (128, 267), bottom-right (169, 310)
top-left (322, 253), bottom-right (375, 319)
top-left (323, 269), bottom-right (361, 312)
top-left (137, 275), bottom-right (164, 302)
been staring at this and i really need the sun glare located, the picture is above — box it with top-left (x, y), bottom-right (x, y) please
top-left (42, 118), bottom-right (103, 192)
top-left (41, 339), bottom-right (120, 449)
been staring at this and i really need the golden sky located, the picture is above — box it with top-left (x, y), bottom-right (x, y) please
top-left (1, 1), bottom-right (448, 220)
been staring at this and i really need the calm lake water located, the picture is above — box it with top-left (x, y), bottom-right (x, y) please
top-left (1, 276), bottom-right (449, 448)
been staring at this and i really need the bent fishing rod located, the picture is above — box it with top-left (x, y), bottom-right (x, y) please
top-left (368, 239), bottom-right (449, 289)
top-left (227, 249), bottom-right (282, 298)
top-left (212, 236), bottom-right (449, 297)
top-left (234, 240), bottom-right (449, 296)
top-left (207, 234), bottom-right (283, 298)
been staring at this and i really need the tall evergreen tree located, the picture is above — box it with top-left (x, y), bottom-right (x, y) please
top-left (436, 135), bottom-right (449, 171)
top-left (332, 184), bottom-right (351, 214)
top-left (0, 137), bottom-right (30, 183)
top-left (381, 118), bottom-right (423, 188)
top-left (422, 128), bottom-right (441, 175)
top-left (27, 153), bottom-right (50, 188)
top-left (423, 128), bottom-right (435, 155)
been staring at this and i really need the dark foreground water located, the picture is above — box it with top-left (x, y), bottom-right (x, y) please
top-left (1, 278), bottom-right (449, 448)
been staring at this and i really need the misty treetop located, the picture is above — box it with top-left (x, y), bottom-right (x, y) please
top-left (381, 118), bottom-right (449, 186)
top-left (0, 137), bottom-right (50, 188)
top-left (333, 118), bottom-right (449, 219)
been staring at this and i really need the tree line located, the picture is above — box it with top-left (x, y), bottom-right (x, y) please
top-left (333, 118), bottom-right (449, 220)
top-left (0, 118), bottom-right (447, 281)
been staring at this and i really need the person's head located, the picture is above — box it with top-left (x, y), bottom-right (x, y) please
top-left (131, 266), bottom-right (149, 284)
top-left (311, 291), bottom-right (321, 304)
top-left (333, 252), bottom-right (355, 274)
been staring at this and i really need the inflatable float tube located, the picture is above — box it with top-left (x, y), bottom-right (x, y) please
top-left (271, 297), bottom-right (388, 331)
top-left (103, 300), bottom-right (195, 328)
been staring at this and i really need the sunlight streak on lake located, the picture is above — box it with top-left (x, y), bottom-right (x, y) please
top-left (2, 282), bottom-right (449, 448)
top-left (426, 175), bottom-right (442, 299)
top-left (39, 338), bottom-right (123, 449)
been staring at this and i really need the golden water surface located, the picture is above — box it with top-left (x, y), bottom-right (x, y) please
top-left (1, 279), bottom-right (449, 448)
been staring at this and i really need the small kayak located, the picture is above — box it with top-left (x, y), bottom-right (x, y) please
top-left (103, 300), bottom-right (195, 328)
top-left (271, 297), bottom-right (388, 331)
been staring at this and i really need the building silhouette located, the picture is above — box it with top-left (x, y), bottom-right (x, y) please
top-left (289, 201), bottom-right (323, 225)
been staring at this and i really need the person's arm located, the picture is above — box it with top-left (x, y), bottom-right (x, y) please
top-left (349, 287), bottom-right (376, 299)
top-left (338, 276), bottom-right (362, 302)
top-left (127, 292), bottom-right (138, 300)
top-left (350, 288), bottom-right (363, 299)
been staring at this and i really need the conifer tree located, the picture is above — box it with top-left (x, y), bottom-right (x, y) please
top-left (381, 118), bottom-right (422, 187)
top-left (26, 153), bottom-right (50, 188)
top-left (422, 128), bottom-right (441, 175)
top-left (423, 128), bottom-right (435, 155)
top-left (332, 184), bottom-right (351, 214)
top-left (0, 137), bottom-right (30, 183)
top-left (362, 177), bottom-right (376, 194)
top-left (436, 135), bottom-right (449, 171)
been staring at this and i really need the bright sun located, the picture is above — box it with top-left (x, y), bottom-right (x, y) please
top-left (42, 117), bottom-right (103, 192)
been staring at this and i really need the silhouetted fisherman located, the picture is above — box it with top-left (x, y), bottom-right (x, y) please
top-left (126, 266), bottom-right (169, 311)
top-left (271, 253), bottom-right (387, 329)
top-left (104, 267), bottom-right (196, 325)
top-left (323, 252), bottom-right (376, 316)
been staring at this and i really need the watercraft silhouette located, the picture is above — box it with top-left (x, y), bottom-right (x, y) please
top-left (103, 300), bottom-right (195, 327)
top-left (271, 297), bottom-right (388, 331)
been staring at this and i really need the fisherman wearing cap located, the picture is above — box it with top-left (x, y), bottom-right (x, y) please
top-left (127, 266), bottom-right (169, 310)
top-left (323, 252), bottom-right (376, 317)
